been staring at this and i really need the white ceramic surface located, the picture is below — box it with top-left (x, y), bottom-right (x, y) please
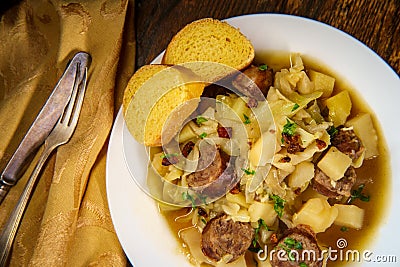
top-left (106, 14), bottom-right (400, 267)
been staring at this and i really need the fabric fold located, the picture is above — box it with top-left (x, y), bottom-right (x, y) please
top-left (0, 0), bottom-right (135, 265)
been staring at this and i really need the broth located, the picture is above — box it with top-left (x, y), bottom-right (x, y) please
top-left (160, 52), bottom-right (391, 267)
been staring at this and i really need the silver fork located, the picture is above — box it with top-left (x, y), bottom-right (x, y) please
top-left (0, 66), bottom-right (88, 267)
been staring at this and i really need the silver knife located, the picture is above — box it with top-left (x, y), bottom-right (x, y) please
top-left (0, 52), bottom-right (91, 205)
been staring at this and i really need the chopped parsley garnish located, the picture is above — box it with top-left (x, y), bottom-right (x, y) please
top-left (258, 64), bottom-right (268, 71)
top-left (281, 119), bottom-right (298, 144)
top-left (299, 263), bottom-right (308, 267)
top-left (270, 194), bottom-right (285, 217)
top-left (340, 226), bottom-right (349, 232)
top-left (160, 152), bottom-right (179, 159)
top-left (256, 219), bottom-right (268, 234)
top-left (182, 191), bottom-right (196, 208)
top-left (284, 237), bottom-right (303, 250)
top-left (197, 193), bottom-right (208, 205)
top-left (327, 126), bottom-right (338, 138)
top-left (291, 103), bottom-right (300, 112)
top-left (253, 219), bottom-right (269, 247)
top-left (243, 113), bottom-right (251, 124)
top-left (277, 237), bottom-right (304, 262)
top-left (200, 218), bottom-right (207, 225)
top-left (278, 243), bottom-right (296, 261)
top-left (199, 132), bottom-right (207, 139)
top-left (282, 119), bottom-right (297, 137)
top-left (196, 116), bottom-right (208, 125)
top-left (182, 191), bottom-right (208, 208)
top-left (241, 167), bottom-right (255, 175)
top-left (348, 184), bottom-right (370, 203)
top-left (288, 252), bottom-right (296, 262)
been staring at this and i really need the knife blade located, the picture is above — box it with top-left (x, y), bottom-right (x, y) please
top-left (0, 52), bottom-right (91, 205)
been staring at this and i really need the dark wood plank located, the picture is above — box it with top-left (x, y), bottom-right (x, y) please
top-left (135, 0), bottom-right (400, 75)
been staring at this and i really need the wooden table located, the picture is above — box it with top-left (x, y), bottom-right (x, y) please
top-left (135, 0), bottom-right (400, 76)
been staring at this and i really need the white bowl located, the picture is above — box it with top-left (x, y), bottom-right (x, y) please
top-left (106, 14), bottom-right (400, 267)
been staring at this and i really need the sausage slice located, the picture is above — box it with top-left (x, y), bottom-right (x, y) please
top-left (186, 144), bottom-right (238, 199)
top-left (312, 166), bottom-right (356, 198)
top-left (186, 147), bottom-right (227, 188)
top-left (201, 214), bottom-right (254, 263)
top-left (331, 127), bottom-right (364, 161)
top-left (271, 224), bottom-right (322, 267)
top-left (232, 65), bottom-right (274, 100)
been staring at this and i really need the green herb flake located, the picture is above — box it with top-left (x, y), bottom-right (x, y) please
top-left (182, 191), bottom-right (209, 208)
top-left (340, 226), bottom-right (349, 232)
top-left (256, 219), bottom-right (268, 233)
top-left (197, 194), bottom-right (208, 205)
top-left (241, 167), bottom-right (255, 175)
top-left (291, 103), bottom-right (300, 112)
top-left (252, 238), bottom-right (257, 248)
top-left (201, 218), bottom-right (207, 225)
top-left (196, 116), bottom-right (208, 125)
top-left (294, 241), bottom-right (303, 250)
top-left (288, 251), bottom-right (296, 261)
top-left (182, 191), bottom-right (196, 208)
top-left (160, 152), bottom-right (179, 159)
top-left (284, 237), bottom-right (295, 247)
top-left (327, 126), bottom-right (338, 138)
top-left (199, 132), bottom-right (207, 139)
top-left (270, 194), bottom-right (285, 217)
top-left (253, 219), bottom-right (269, 247)
top-left (299, 263), bottom-right (308, 267)
top-left (284, 237), bottom-right (303, 250)
top-left (278, 243), bottom-right (289, 252)
top-left (258, 64), bottom-right (268, 71)
top-left (243, 113), bottom-right (251, 124)
top-left (349, 184), bottom-right (370, 203)
top-left (282, 119), bottom-right (297, 137)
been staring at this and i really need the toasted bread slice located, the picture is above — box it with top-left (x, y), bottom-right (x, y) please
top-left (162, 18), bottom-right (254, 80)
top-left (123, 64), bottom-right (169, 114)
top-left (123, 64), bottom-right (205, 147)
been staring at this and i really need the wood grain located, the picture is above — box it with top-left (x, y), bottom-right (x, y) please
top-left (135, 0), bottom-right (400, 76)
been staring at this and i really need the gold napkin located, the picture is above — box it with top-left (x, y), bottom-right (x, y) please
top-left (0, 0), bottom-right (135, 265)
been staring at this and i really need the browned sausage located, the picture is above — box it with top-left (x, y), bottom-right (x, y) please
top-left (186, 144), bottom-right (238, 199)
top-left (186, 146), bottom-right (227, 188)
top-left (331, 127), bottom-right (364, 161)
top-left (201, 214), bottom-right (254, 263)
top-left (271, 224), bottom-right (322, 267)
top-left (312, 166), bottom-right (356, 198)
top-left (232, 64), bottom-right (274, 100)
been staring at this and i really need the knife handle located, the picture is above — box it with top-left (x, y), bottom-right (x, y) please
top-left (0, 182), bottom-right (10, 205)
top-left (0, 51), bottom-right (91, 205)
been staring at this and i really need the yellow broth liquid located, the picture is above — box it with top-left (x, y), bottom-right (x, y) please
top-left (160, 52), bottom-right (391, 267)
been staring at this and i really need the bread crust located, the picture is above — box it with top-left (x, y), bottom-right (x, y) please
top-left (123, 18), bottom-right (255, 146)
top-left (123, 64), bottom-right (204, 147)
top-left (162, 18), bottom-right (254, 72)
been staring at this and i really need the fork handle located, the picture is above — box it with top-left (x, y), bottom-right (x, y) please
top-left (0, 147), bottom-right (53, 267)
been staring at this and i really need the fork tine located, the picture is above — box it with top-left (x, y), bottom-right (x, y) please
top-left (68, 67), bottom-right (87, 128)
top-left (61, 63), bottom-right (81, 124)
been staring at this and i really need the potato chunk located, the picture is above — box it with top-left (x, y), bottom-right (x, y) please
top-left (325, 90), bottom-right (352, 127)
top-left (334, 204), bottom-right (365, 229)
top-left (308, 70), bottom-right (335, 98)
top-left (293, 198), bottom-right (338, 233)
top-left (345, 113), bottom-right (379, 159)
top-left (288, 161), bottom-right (315, 189)
top-left (317, 147), bottom-right (352, 181)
